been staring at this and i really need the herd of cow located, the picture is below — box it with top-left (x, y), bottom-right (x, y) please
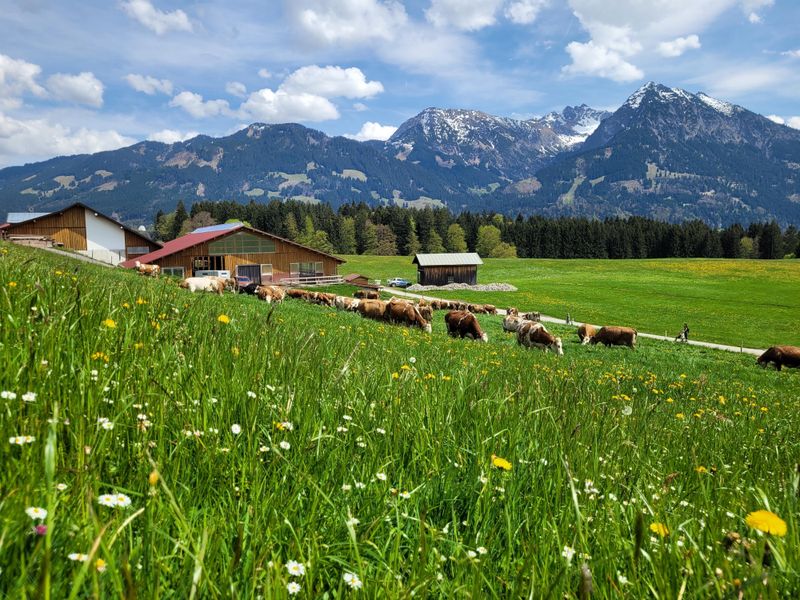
top-left (133, 264), bottom-right (800, 370)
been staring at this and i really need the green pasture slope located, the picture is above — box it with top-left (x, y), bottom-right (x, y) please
top-left (2, 241), bottom-right (800, 598)
top-left (342, 256), bottom-right (800, 348)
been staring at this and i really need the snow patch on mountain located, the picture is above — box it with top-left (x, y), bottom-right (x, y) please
top-left (697, 93), bottom-right (737, 116)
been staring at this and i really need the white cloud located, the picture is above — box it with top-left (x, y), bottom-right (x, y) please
top-left (238, 88), bottom-right (339, 123)
top-left (657, 34), bottom-right (701, 57)
top-left (121, 0), bottom-right (193, 35)
top-left (125, 73), bottom-right (173, 95)
top-left (505, 0), bottom-right (548, 24)
top-left (147, 128), bottom-right (199, 143)
top-left (280, 65), bottom-right (384, 99)
top-left (225, 81), bottom-right (247, 98)
top-left (781, 49), bottom-right (800, 58)
top-left (747, 11), bottom-right (761, 23)
top-left (258, 68), bottom-right (272, 79)
top-left (766, 114), bottom-right (784, 124)
top-left (169, 91), bottom-right (230, 118)
top-left (47, 72), bottom-right (104, 108)
top-left (563, 40), bottom-right (643, 82)
top-left (0, 112), bottom-right (133, 167)
top-left (353, 102), bottom-right (368, 111)
top-left (291, 0), bottom-right (408, 44)
top-left (741, 0), bottom-right (773, 22)
top-left (344, 121), bottom-right (397, 141)
top-left (788, 117), bottom-right (800, 129)
top-left (425, 0), bottom-right (504, 31)
top-left (765, 115), bottom-right (800, 129)
top-left (692, 64), bottom-right (795, 97)
top-left (0, 54), bottom-right (46, 110)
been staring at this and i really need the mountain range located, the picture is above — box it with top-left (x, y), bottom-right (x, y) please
top-left (1, 82), bottom-right (799, 227)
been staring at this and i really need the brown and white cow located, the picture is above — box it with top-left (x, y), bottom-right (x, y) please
top-left (757, 345), bottom-right (800, 371)
top-left (386, 299), bottom-right (432, 333)
top-left (180, 276), bottom-right (228, 295)
top-left (256, 285), bottom-right (285, 304)
top-left (417, 304), bottom-right (433, 322)
top-left (444, 310), bottom-right (488, 342)
top-left (334, 296), bottom-right (360, 311)
top-left (502, 314), bottom-right (526, 333)
top-left (521, 311), bottom-right (541, 322)
top-left (517, 321), bottom-right (563, 355)
top-left (134, 261), bottom-right (160, 277)
top-left (578, 323), bottom-right (597, 344)
top-left (354, 289), bottom-right (380, 300)
top-left (356, 299), bottom-right (387, 322)
top-left (588, 326), bottom-right (637, 349)
top-left (286, 288), bottom-right (307, 299)
top-left (506, 307), bottom-right (519, 317)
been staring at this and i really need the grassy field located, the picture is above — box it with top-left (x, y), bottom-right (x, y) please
top-left (341, 256), bottom-right (800, 348)
top-left (2, 242), bottom-right (800, 598)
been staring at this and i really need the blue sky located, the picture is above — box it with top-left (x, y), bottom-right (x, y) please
top-left (0, 0), bottom-right (798, 167)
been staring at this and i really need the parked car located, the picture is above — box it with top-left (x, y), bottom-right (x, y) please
top-left (235, 275), bottom-right (253, 287)
top-left (387, 277), bottom-right (413, 288)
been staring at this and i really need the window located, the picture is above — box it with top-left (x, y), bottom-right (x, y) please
top-left (126, 246), bottom-right (150, 255)
top-left (193, 256), bottom-right (224, 270)
top-left (290, 262), bottom-right (322, 277)
top-left (261, 264), bottom-right (273, 281)
top-left (162, 267), bottom-right (184, 277)
top-left (208, 232), bottom-right (275, 255)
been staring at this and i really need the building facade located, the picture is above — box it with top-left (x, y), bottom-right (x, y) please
top-left (2, 203), bottom-right (160, 265)
top-left (121, 223), bottom-right (344, 282)
top-left (412, 253), bottom-right (483, 286)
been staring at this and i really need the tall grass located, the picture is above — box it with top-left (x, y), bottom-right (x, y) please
top-left (1, 242), bottom-right (799, 598)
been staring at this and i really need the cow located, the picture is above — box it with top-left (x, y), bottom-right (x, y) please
top-left (444, 310), bottom-right (488, 342)
top-left (502, 314), bottom-right (526, 333)
top-left (417, 304), bottom-right (433, 322)
top-left (356, 299), bottom-right (387, 322)
top-left (256, 285), bottom-right (285, 304)
top-left (354, 289), bottom-right (380, 300)
top-left (588, 326), bottom-right (637, 349)
top-left (578, 323), bottom-right (597, 344)
top-left (180, 276), bottom-right (227, 295)
top-left (286, 288), bottom-right (307, 299)
top-left (334, 296), bottom-right (360, 311)
top-left (517, 321), bottom-right (563, 355)
top-left (467, 303), bottom-right (497, 315)
top-left (521, 311), bottom-right (541, 322)
top-left (134, 261), bottom-right (160, 277)
top-left (757, 345), bottom-right (800, 371)
top-left (386, 299), bottom-right (432, 333)
top-left (507, 307), bottom-right (519, 317)
top-left (239, 282), bottom-right (260, 295)
top-left (315, 292), bottom-right (337, 307)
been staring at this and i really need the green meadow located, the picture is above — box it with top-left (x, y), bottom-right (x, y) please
top-left (1, 242), bottom-right (799, 598)
top-left (342, 256), bottom-right (800, 348)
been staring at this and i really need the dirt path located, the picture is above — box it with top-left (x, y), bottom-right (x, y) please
top-left (385, 288), bottom-right (765, 357)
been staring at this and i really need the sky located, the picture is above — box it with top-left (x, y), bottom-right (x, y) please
top-left (0, 0), bottom-right (799, 167)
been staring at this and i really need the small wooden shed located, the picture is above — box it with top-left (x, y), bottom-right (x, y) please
top-left (412, 253), bottom-right (483, 286)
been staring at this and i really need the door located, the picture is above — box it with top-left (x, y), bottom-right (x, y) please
top-left (237, 264), bottom-right (262, 284)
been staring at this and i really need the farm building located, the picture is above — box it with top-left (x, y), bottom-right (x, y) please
top-left (412, 252), bottom-right (483, 286)
top-left (120, 223), bottom-right (345, 283)
top-left (1, 202), bottom-right (160, 265)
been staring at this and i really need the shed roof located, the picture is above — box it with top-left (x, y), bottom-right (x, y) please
top-left (7, 212), bottom-right (50, 223)
top-left (343, 273), bottom-right (368, 282)
top-left (412, 252), bottom-right (483, 267)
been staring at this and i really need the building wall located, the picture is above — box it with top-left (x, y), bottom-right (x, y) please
top-left (124, 230), bottom-right (161, 257)
top-left (5, 205), bottom-right (88, 250)
top-left (83, 208), bottom-right (126, 264)
top-left (418, 265), bottom-right (477, 286)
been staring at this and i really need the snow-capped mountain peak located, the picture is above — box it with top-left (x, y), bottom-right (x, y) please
top-left (696, 92), bottom-right (738, 116)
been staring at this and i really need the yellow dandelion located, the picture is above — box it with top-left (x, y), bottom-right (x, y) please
top-left (148, 470), bottom-right (159, 486)
top-left (391, 372), bottom-right (399, 379)
top-left (491, 454), bottom-right (512, 471)
top-left (8, 281), bottom-right (17, 288)
top-left (136, 297), bottom-right (147, 305)
top-left (231, 346), bottom-right (240, 357)
top-left (676, 413), bottom-right (685, 420)
top-left (102, 318), bottom-right (116, 329)
top-left (695, 466), bottom-right (708, 474)
top-left (95, 558), bottom-right (107, 572)
top-left (218, 314), bottom-right (231, 324)
top-left (650, 522), bottom-right (669, 537)
top-left (133, 342), bottom-right (144, 350)
top-left (745, 510), bottom-right (787, 536)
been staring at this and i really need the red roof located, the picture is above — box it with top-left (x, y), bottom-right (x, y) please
top-left (120, 224), bottom-right (244, 267)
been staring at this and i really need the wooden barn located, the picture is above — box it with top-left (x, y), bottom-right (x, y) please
top-left (121, 223), bottom-right (345, 283)
top-left (1, 202), bottom-right (160, 265)
top-left (412, 253), bottom-right (483, 286)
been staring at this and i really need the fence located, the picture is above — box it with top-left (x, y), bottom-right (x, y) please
top-left (278, 275), bottom-right (344, 286)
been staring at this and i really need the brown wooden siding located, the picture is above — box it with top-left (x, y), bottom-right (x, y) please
top-left (5, 205), bottom-right (88, 250)
top-left (124, 230), bottom-right (160, 256)
top-left (150, 232), bottom-right (341, 280)
top-left (417, 265), bottom-right (477, 286)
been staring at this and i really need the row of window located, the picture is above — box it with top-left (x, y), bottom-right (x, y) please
top-left (290, 262), bottom-right (324, 276)
top-left (208, 233), bottom-right (276, 256)
top-left (126, 246), bottom-right (151, 255)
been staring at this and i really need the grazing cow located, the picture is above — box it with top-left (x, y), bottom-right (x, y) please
top-left (386, 299), bottom-right (432, 333)
top-left (134, 261), bottom-right (160, 277)
top-left (286, 288), bottom-right (307, 299)
top-left (417, 304), bottom-right (433, 322)
top-left (256, 285), bottom-right (285, 304)
top-left (517, 321), bottom-right (563, 355)
top-left (521, 311), bottom-right (541, 322)
top-left (589, 326), bottom-right (637, 349)
top-left (354, 289), bottom-right (380, 300)
top-left (239, 282), bottom-right (260, 295)
top-left (502, 314), bottom-right (526, 333)
top-left (334, 296), bottom-right (360, 311)
top-left (757, 345), bottom-right (800, 371)
top-left (180, 276), bottom-right (226, 295)
top-left (356, 299), bottom-right (387, 321)
top-left (445, 310), bottom-right (488, 342)
top-left (578, 323), bottom-right (597, 344)
top-left (507, 307), bottom-right (519, 316)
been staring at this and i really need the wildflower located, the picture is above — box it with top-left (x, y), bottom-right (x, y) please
top-left (25, 506), bottom-right (47, 520)
top-left (467, 550), bottom-right (477, 559)
top-left (695, 466), bottom-right (708, 474)
top-left (279, 441), bottom-right (291, 450)
top-left (8, 281), bottom-right (17, 287)
top-left (246, 391), bottom-right (257, 399)
top-left (491, 454), bottom-right (512, 471)
top-left (376, 428), bottom-right (386, 434)
top-left (95, 559), bottom-right (107, 572)
top-left (34, 524), bottom-right (47, 536)
top-left (621, 405), bottom-right (633, 416)
top-left (102, 319), bottom-right (116, 329)
top-left (231, 424), bottom-right (242, 435)
top-left (650, 522), bottom-right (669, 537)
top-left (148, 471), bottom-right (159, 486)
top-left (399, 491), bottom-right (411, 500)
top-left (68, 553), bottom-right (89, 562)
top-left (217, 314), bottom-right (231, 324)
top-left (375, 472), bottom-right (387, 481)
top-left (115, 494), bottom-right (132, 508)
top-left (562, 546), bottom-right (576, 563)
top-left (343, 572), bottom-right (363, 589)
top-left (22, 392), bottom-right (37, 403)
top-left (98, 494), bottom-right (118, 507)
top-left (337, 426), bottom-right (348, 433)
top-left (97, 418), bottom-right (114, 431)
top-left (745, 510), bottom-right (787, 536)
top-left (1, 390), bottom-right (17, 400)
top-left (9, 435), bottom-right (35, 445)
top-left (391, 372), bottom-right (399, 379)
top-left (476, 546), bottom-right (488, 555)
top-left (287, 582), bottom-right (301, 595)
top-left (346, 517), bottom-right (360, 527)
top-left (286, 560), bottom-right (306, 577)
top-left (617, 572), bottom-right (629, 585)
top-left (56, 483), bottom-right (68, 491)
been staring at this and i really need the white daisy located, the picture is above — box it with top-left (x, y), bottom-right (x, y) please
top-left (25, 506), bottom-right (47, 520)
top-left (279, 441), bottom-right (291, 450)
top-left (231, 424), bottom-right (242, 435)
top-left (285, 560), bottom-right (306, 577)
top-left (286, 581), bottom-right (301, 595)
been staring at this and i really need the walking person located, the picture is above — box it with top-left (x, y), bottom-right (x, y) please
top-left (675, 323), bottom-right (689, 343)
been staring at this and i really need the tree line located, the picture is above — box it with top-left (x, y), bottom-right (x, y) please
top-left (152, 199), bottom-right (800, 260)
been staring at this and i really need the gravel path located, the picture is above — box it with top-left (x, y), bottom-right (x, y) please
top-left (385, 288), bottom-right (765, 357)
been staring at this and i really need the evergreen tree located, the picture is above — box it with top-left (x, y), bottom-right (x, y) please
top-left (170, 200), bottom-right (188, 240)
top-left (446, 223), bottom-right (468, 252)
top-left (373, 224), bottom-right (398, 255)
top-left (758, 221), bottom-right (783, 259)
top-left (405, 218), bottom-right (421, 256)
top-left (338, 217), bottom-right (357, 254)
top-left (425, 229), bottom-right (446, 253)
top-left (284, 213), bottom-right (299, 240)
top-left (362, 221), bottom-right (378, 255)
top-left (720, 224), bottom-right (743, 258)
